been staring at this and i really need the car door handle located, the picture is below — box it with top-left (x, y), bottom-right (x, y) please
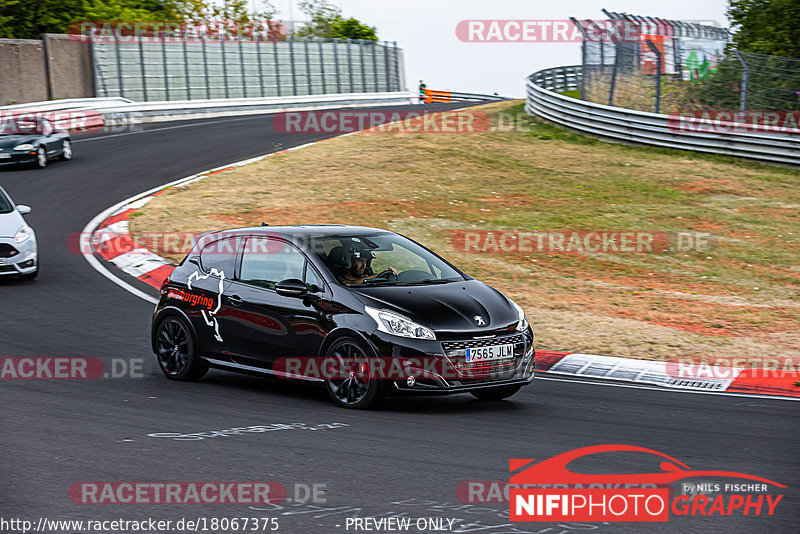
top-left (227, 294), bottom-right (243, 306)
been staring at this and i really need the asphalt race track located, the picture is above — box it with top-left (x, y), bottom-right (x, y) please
top-left (1, 104), bottom-right (798, 534)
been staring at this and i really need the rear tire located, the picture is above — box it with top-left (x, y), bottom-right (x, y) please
top-left (470, 384), bottom-right (522, 401)
top-left (155, 316), bottom-right (208, 381)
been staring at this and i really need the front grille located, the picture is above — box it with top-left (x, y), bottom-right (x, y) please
top-left (442, 333), bottom-right (525, 351)
top-left (0, 243), bottom-right (19, 258)
top-left (442, 333), bottom-right (527, 380)
top-left (0, 265), bottom-right (16, 272)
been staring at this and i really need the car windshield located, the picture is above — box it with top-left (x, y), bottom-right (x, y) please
top-left (305, 232), bottom-right (464, 286)
top-left (0, 118), bottom-right (45, 135)
top-left (0, 190), bottom-right (13, 214)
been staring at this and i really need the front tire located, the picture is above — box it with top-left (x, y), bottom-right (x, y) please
top-left (60, 140), bottom-right (72, 160)
top-left (323, 337), bottom-right (381, 409)
top-left (470, 384), bottom-right (522, 401)
top-left (35, 147), bottom-right (47, 168)
top-left (155, 316), bottom-right (208, 381)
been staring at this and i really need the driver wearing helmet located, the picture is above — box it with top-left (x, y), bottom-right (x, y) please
top-left (330, 245), bottom-right (397, 285)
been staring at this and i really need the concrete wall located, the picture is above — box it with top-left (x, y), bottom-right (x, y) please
top-left (0, 39), bottom-right (48, 105)
top-left (0, 35), bottom-right (95, 106)
top-left (45, 35), bottom-right (95, 100)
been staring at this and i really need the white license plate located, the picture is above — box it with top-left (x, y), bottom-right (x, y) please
top-left (466, 343), bottom-right (514, 363)
top-left (0, 154), bottom-right (11, 159)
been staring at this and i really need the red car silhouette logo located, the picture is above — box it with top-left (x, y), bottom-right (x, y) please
top-left (510, 444), bottom-right (785, 487)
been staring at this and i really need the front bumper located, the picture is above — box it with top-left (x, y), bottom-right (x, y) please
top-left (0, 236), bottom-right (38, 276)
top-left (0, 152), bottom-right (37, 166)
top-left (367, 327), bottom-right (535, 395)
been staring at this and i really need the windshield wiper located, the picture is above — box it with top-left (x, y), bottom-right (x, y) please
top-left (396, 279), bottom-right (454, 286)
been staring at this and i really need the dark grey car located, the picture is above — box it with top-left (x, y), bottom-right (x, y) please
top-left (0, 117), bottom-right (72, 168)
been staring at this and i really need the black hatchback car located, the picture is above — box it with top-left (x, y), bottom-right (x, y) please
top-left (151, 225), bottom-right (534, 408)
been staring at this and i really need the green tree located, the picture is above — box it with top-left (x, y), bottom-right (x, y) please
top-left (727, 0), bottom-right (800, 57)
top-left (0, 0), bottom-right (84, 38)
top-left (293, 0), bottom-right (377, 40)
top-left (0, 0), bottom-right (277, 39)
top-left (0, 0), bottom-right (179, 38)
top-left (330, 17), bottom-right (377, 40)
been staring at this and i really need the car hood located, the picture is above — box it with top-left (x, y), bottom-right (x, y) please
top-left (0, 135), bottom-right (39, 149)
top-left (0, 210), bottom-right (25, 238)
top-left (349, 279), bottom-right (519, 333)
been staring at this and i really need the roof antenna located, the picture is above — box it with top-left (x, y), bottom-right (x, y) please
top-left (261, 222), bottom-right (269, 226)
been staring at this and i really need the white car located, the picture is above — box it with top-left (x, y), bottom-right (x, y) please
top-left (0, 185), bottom-right (38, 279)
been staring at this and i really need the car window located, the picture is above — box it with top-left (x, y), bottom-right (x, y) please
top-left (199, 237), bottom-right (239, 278)
top-left (0, 118), bottom-right (41, 135)
top-left (240, 237), bottom-right (306, 289)
top-left (306, 233), bottom-right (463, 286)
top-left (304, 263), bottom-right (324, 291)
top-left (0, 191), bottom-right (12, 214)
top-left (372, 242), bottom-right (431, 274)
top-left (41, 119), bottom-right (53, 135)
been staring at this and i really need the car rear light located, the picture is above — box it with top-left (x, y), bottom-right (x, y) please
top-left (160, 278), bottom-right (170, 294)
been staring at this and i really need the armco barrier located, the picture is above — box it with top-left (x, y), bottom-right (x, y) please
top-left (525, 66), bottom-right (800, 166)
top-left (424, 89), bottom-right (506, 104)
top-left (0, 92), bottom-right (415, 127)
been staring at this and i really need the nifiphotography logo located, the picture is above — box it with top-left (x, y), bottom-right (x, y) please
top-left (508, 445), bottom-right (785, 522)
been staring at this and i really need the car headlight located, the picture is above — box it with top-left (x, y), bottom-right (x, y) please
top-left (13, 144), bottom-right (35, 151)
top-left (13, 225), bottom-right (33, 244)
top-left (365, 306), bottom-right (436, 340)
top-left (510, 299), bottom-right (529, 332)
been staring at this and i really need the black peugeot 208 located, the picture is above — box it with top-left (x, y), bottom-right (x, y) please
top-left (151, 225), bottom-right (535, 408)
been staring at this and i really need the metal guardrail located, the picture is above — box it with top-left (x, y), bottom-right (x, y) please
top-left (525, 66), bottom-right (800, 166)
top-left (447, 91), bottom-right (507, 102)
top-left (0, 97), bottom-right (134, 111)
top-left (1, 92), bottom-right (415, 127)
top-left (423, 89), bottom-right (507, 104)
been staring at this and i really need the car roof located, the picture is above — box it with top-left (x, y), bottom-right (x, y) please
top-left (204, 224), bottom-right (395, 241)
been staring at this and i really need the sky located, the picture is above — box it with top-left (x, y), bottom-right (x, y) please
top-left (267, 0), bottom-right (730, 97)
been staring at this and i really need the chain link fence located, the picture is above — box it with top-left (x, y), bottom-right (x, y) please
top-left (91, 37), bottom-right (404, 101)
top-left (575, 14), bottom-right (800, 114)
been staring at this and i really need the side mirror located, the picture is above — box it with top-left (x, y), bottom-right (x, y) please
top-left (17, 205), bottom-right (31, 215)
top-left (275, 278), bottom-right (308, 298)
